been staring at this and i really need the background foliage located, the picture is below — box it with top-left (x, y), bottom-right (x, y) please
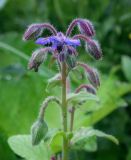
top-left (0, 0), bottom-right (131, 160)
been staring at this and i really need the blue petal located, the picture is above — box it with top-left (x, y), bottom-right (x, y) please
top-left (65, 38), bottom-right (81, 47)
top-left (49, 36), bottom-right (62, 45)
top-left (35, 37), bottom-right (51, 45)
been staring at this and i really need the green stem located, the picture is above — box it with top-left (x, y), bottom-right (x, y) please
top-left (70, 107), bottom-right (75, 132)
top-left (61, 62), bottom-right (68, 160)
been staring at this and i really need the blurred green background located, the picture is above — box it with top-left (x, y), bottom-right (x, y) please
top-left (0, 0), bottom-right (131, 160)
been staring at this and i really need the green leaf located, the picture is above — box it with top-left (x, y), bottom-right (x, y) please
top-left (8, 135), bottom-right (51, 160)
top-left (49, 131), bottom-right (65, 153)
top-left (67, 91), bottom-right (99, 106)
top-left (46, 73), bottom-right (61, 92)
top-left (94, 130), bottom-right (119, 145)
top-left (70, 127), bottom-right (97, 152)
top-left (71, 127), bottom-right (119, 152)
top-left (122, 56), bottom-right (131, 82)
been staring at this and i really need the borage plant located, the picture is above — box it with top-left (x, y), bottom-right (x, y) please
top-left (8, 18), bottom-right (119, 160)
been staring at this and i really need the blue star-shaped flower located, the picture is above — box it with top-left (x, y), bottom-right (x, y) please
top-left (35, 32), bottom-right (81, 52)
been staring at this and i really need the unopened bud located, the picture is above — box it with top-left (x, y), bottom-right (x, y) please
top-left (23, 25), bottom-right (43, 41)
top-left (78, 19), bottom-right (95, 37)
top-left (23, 23), bottom-right (57, 41)
top-left (31, 118), bottom-right (48, 145)
top-left (66, 18), bottom-right (95, 37)
top-left (77, 62), bottom-right (100, 89)
top-left (28, 48), bottom-right (51, 72)
top-left (87, 68), bottom-right (100, 89)
top-left (86, 39), bottom-right (102, 60)
top-left (66, 54), bottom-right (77, 69)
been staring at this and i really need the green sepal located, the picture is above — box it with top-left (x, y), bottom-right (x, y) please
top-left (66, 54), bottom-right (77, 70)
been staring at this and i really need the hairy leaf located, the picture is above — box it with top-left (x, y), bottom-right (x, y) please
top-left (8, 135), bottom-right (51, 160)
top-left (49, 131), bottom-right (65, 153)
top-left (67, 91), bottom-right (99, 106)
top-left (71, 127), bottom-right (118, 151)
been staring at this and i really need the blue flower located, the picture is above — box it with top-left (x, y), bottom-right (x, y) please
top-left (35, 32), bottom-right (81, 51)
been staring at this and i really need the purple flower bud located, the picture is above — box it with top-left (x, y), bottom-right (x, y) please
top-left (78, 19), bottom-right (95, 37)
top-left (23, 23), bottom-right (57, 41)
top-left (66, 18), bottom-right (95, 37)
top-left (86, 39), bottom-right (102, 60)
top-left (23, 27), bottom-right (43, 41)
top-left (77, 62), bottom-right (100, 88)
top-left (73, 34), bottom-right (102, 60)
top-left (87, 68), bottom-right (100, 89)
top-left (28, 47), bottom-right (52, 72)
top-left (75, 84), bottom-right (96, 95)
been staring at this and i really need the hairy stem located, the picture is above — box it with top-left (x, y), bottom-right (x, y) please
top-left (61, 62), bottom-right (68, 160)
top-left (70, 107), bottom-right (75, 132)
top-left (38, 96), bottom-right (61, 119)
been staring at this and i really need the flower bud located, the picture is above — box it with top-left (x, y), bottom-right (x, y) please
top-left (66, 54), bottom-right (77, 69)
top-left (31, 118), bottom-right (48, 145)
top-left (23, 23), bottom-right (57, 41)
top-left (86, 39), bottom-right (102, 60)
top-left (78, 19), bottom-right (95, 37)
top-left (66, 18), bottom-right (95, 37)
top-left (87, 68), bottom-right (100, 89)
top-left (23, 25), bottom-right (43, 41)
top-left (28, 48), bottom-right (51, 72)
top-left (77, 62), bottom-right (100, 89)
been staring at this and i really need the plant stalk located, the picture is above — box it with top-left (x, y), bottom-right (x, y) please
top-left (70, 107), bottom-right (75, 132)
top-left (61, 62), bottom-right (68, 160)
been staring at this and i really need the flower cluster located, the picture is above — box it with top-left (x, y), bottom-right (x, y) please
top-left (23, 18), bottom-right (102, 72)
